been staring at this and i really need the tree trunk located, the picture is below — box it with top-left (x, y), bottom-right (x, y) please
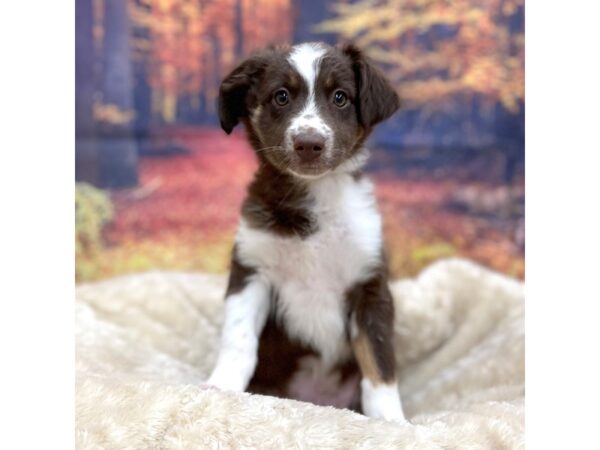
top-left (75, 0), bottom-right (98, 185)
top-left (131, 1), bottom-right (152, 153)
top-left (98, 0), bottom-right (139, 188)
top-left (234, 0), bottom-right (244, 58)
top-left (293, 0), bottom-right (336, 45)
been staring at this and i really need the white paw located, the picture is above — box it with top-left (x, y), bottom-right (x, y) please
top-left (361, 379), bottom-right (408, 423)
top-left (379, 407), bottom-right (407, 423)
top-left (367, 400), bottom-right (407, 423)
top-left (206, 369), bottom-right (246, 392)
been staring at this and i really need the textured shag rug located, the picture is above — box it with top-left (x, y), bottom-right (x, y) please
top-left (76, 258), bottom-right (524, 449)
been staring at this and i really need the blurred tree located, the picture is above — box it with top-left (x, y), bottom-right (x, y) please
top-left (129, 0), bottom-right (293, 125)
top-left (292, 0), bottom-right (337, 44)
top-left (131, 0), bottom-right (153, 141)
top-left (76, 0), bottom-right (99, 185)
top-left (316, 0), bottom-right (524, 112)
top-left (96, 0), bottom-right (139, 188)
top-left (317, 0), bottom-right (524, 180)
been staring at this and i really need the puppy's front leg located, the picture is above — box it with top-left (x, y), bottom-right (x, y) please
top-left (348, 275), bottom-right (406, 422)
top-left (207, 271), bottom-right (270, 392)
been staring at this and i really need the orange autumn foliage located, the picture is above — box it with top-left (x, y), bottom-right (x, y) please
top-left (129, 0), bottom-right (293, 122)
top-left (76, 128), bottom-right (523, 282)
top-left (316, 0), bottom-right (524, 112)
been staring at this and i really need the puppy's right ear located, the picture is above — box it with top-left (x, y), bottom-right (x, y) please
top-left (218, 55), bottom-right (267, 134)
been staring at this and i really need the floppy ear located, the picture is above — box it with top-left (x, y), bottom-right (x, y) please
top-left (218, 55), bottom-right (267, 134)
top-left (343, 44), bottom-right (401, 128)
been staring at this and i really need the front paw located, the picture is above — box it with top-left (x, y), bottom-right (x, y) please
top-left (365, 400), bottom-right (407, 423)
top-left (205, 371), bottom-right (246, 392)
top-left (379, 408), bottom-right (407, 423)
top-left (361, 379), bottom-right (408, 423)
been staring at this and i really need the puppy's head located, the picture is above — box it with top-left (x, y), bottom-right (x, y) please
top-left (218, 42), bottom-right (400, 177)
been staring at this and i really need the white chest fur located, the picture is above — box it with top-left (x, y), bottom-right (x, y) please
top-left (235, 173), bottom-right (383, 366)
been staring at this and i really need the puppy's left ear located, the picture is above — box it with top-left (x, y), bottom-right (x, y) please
top-left (343, 44), bottom-right (401, 128)
top-left (218, 54), bottom-right (268, 134)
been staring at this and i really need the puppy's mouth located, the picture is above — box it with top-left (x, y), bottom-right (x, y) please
top-left (262, 145), bottom-right (334, 178)
top-left (287, 159), bottom-right (331, 177)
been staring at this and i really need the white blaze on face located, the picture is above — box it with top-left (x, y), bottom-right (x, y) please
top-left (286, 43), bottom-right (333, 154)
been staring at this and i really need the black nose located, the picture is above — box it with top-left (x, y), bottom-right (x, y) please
top-left (293, 132), bottom-right (325, 162)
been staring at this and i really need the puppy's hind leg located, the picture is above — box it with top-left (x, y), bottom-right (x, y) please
top-left (348, 274), bottom-right (406, 422)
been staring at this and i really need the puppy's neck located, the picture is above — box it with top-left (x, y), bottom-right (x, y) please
top-left (242, 148), bottom-right (370, 238)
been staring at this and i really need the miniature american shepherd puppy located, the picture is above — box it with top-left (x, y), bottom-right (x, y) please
top-left (207, 42), bottom-right (405, 421)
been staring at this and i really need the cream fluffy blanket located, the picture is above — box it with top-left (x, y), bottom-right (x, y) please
top-left (76, 259), bottom-right (524, 449)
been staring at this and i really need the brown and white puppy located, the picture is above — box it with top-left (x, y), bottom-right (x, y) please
top-left (207, 42), bottom-right (404, 421)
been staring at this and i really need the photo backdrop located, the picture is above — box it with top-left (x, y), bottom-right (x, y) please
top-left (76, 0), bottom-right (525, 282)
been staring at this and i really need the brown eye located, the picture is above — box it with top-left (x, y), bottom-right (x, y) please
top-left (333, 90), bottom-right (348, 107)
top-left (274, 89), bottom-right (289, 106)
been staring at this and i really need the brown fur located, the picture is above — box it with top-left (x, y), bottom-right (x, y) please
top-left (346, 267), bottom-right (397, 383)
top-left (248, 317), bottom-right (362, 411)
top-left (247, 317), bottom-right (315, 397)
top-left (218, 43), bottom-right (400, 178)
top-left (351, 332), bottom-right (383, 383)
top-left (225, 245), bottom-right (257, 297)
top-left (241, 163), bottom-right (317, 238)
top-left (218, 42), bottom-right (401, 411)
top-left (343, 44), bottom-right (402, 128)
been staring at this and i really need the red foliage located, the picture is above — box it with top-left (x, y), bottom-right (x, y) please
top-left (104, 127), bottom-right (524, 280)
top-left (106, 128), bottom-right (256, 244)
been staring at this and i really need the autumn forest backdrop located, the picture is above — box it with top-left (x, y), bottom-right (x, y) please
top-left (75, 0), bottom-right (525, 282)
